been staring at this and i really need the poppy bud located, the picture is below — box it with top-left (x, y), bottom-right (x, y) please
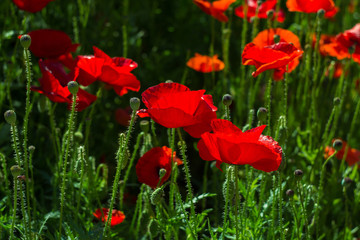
top-left (19, 34), bottom-right (31, 49)
top-left (257, 107), bottom-right (267, 122)
top-left (130, 97), bottom-right (140, 111)
top-left (222, 29), bottom-right (231, 38)
top-left (341, 177), bottom-right (353, 186)
top-left (273, 34), bottom-right (280, 43)
top-left (294, 169), bottom-right (303, 177)
top-left (37, 95), bottom-right (48, 113)
top-left (267, 10), bottom-right (274, 19)
top-left (333, 139), bottom-right (343, 151)
top-left (333, 97), bottom-right (341, 106)
top-left (140, 120), bottom-right (150, 133)
top-left (10, 165), bottom-right (22, 178)
top-left (165, 80), bottom-right (173, 83)
top-left (317, 9), bottom-right (325, 18)
top-left (159, 168), bottom-right (167, 179)
top-left (74, 131), bottom-right (83, 143)
top-left (222, 94), bottom-right (233, 106)
top-left (67, 81), bottom-right (79, 95)
top-left (151, 188), bottom-right (164, 205)
top-left (4, 110), bottom-right (16, 125)
top-left (286, 189), bottom-right (294, 197)
top-left (28, 145), bottom-right (35, 153)
top-left (147, 218), bottom-right (160, 237)
top-left (349, 44), bottom-right (356, 54)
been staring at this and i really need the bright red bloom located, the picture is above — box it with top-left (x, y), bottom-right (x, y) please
top-left (242, 42), bottom-right (303, 79)
top-left (31, 59), bottom-right (96, 111)
top-left (93, 208), bottom-right (125, 227)
top-left (12, 0), bottom-right (54, 13)
top-left (137, 83), bottom-right (218, 138)
top-left (28, 29), bottom-right (79, 69)
top-left (286, 0), bottom-right (335, 13)
top-left (321, 24), bottom-right (360, 64)
top-left (186, 53), bottom-right (225, 73)
top-left (235, 0), bottom-right (285, 23)
top-left (193, 0), bottom-right (236, 22)
top-left (136, 146), bottom-right (183, 189)
top-left (74, 46), bottom-right (140, 96)
top-left (324, 140), bottom-right (360, 166)
top-left (198, 119), bottom-right (282, 172)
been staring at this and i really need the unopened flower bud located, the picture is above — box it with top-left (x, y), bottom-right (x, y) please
top-left (294, 169), bottom-right (303, 177)
top-left (257, 107), bottom-right (267, 122)
top-left (10, 165), bottom-right (22, 178)
top-left (165, 80), bottom-right (173, 83)
top-left (151, 188), bottom-right (164, 205)
top-left (140, 120), bottom-right (149, 133)
top-left (74, 131), bottom-right (83, 143)
top-left (37, 95), bottom-right (48, 113)
top-left (273, 34), bottom-right (280, 43)
top-left (349, 44), bottom-right (356, 54)
top-left (267, 10), bottom-right (274, 19)
top-left (222, 94), bottom-right (232, 106)
top-left (130, 97), bottom-right (140, 111)
top-left (341, 177), bottom-right (353, 186)
top-left (159, 168), bottom-right (167, 179)
top-left (147, 218), bottom-right (160, 237)
top-left (333, 139), bottom-right (343, 151)
top-left (67, 81), bottom-right (79, 95)
top-left (28, 145), bottom-right (35, 153)
top-left (317, 9), bottom-right (325, 18)
top-left (19, 34), bottom-right (31, 49)
top-left (333, 97), bottom-right (341, 106)
top-left (4, 110), bottom-right (16, 125)
top-left (286, 189), bottom-right (294, 197)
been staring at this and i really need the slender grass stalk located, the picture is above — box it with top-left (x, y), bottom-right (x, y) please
top-left (59, 94), bottom-right (77, 237)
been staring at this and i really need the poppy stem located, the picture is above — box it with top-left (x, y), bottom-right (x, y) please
top-left (234, 166), bottom-right (240, 240)
top-left (0, 153), bottom-right (11, 208)
top-left (222, 165), bottom-right (232, 237)
top-left (75, 146), bottom-right (86, 222)
top-left (10, 178), bottom-right (18, 240)
top-left (169, 128), bottom-right (176, 212)
top-left (59, 94), bottom-right (77, 237)
top-left (122, 0), bottom-right (129, 58)
top-left (296, 179), bottom-right (310, 240)
top-left (265, 77), bottom-right (273, 135)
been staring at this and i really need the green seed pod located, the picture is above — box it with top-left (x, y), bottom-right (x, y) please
top-left (333, 139), bottom-right (343, 151)
top-left (222, 94), bottom-right (233, 106)
top-left (28, 145), bottom-right (35, 153)
top-left (4, 110), bottom-right (16, 125)
top-left (333, 97), bottom-right (341, 106)
top-left (273, 34), bottom-right (281, 43)
top-left (165, 80), bottom-right (173, 83)
top-left (140, 120), bottom-right (150, 133)
top-left (67, 81), bottom-right (79, 95)
top-left (294, 169), bottom-right (303, 178)
top-left (151, 188), bottom-right (164, 205)
top-left (286, 189), bottom-right (294, 198)
top-left (159, 168), bottom-right (167, 179)
top-left (147, 218), bottom-right (160, 238)
top-left (130, 97), bottom-right (140, 111)
top-left (74, 131), bottom-right (84, 143)
top-left (257, 107), bottom-right (268, 122)
top-left (37, 95), bottom-right (48, 113)
top-left (267, 10), bottom-right (274, 19)
top-left (20, 34), bottom-right (31, 49)
top-left (10, 165), bottom-right (22, 178)
top-left (317, 9), bottom-right (325, 18)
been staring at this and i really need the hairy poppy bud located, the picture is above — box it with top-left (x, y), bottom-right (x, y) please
top-left (10, 165), bottom-right (22, 178)
top-left (19, 34), bottom-right (31, 49)
top-left (4, 110), bottom-right (16, 125)
top-left (28, 145), bottom-right (35, 153)
top-left (37, 95), bottom-right (48, 113)
top-left (74, 131), bottom-right (84, 143)
top-left (273, 34), bottom-right (280, 43)
top-left (222, 94), bottom-right (232, 106)
top-left (257, 107), bottom-right (267, 122)
top-left (165, 80), bottom-right (173, 83)
top-left (317, 9), bottom-right (325, 18)
top-left (151, 188), bottom-right (164, 205)
top-left (267, 10), bottom-right (274, 19)
top-left (130, 97), bottom-right (140, 111)
top-left (333, 97), bottom-right (341, 106)
top-left (333, 139), bottom-right (343, 151)
top-left (222, 180), bottom-right (235, 200)
top-left (140, 120), bottom-right (149, 133)
top-left (341, 177), bottom-right (353, 186)
top-left (159, 168), bottom-right (167, 179)
top-left (294, 169), bottom-right (303, 177)
top-left (67, 81), bottom-right (79, 95)
top-left (147, 218), bottom-right (160, 238)
top-left (286, 189), bottom-right (294, 197)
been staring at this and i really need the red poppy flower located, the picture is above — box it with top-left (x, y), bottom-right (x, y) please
top-left (93, 208), bottom-right (125, 227)
top-left (31, 59), bottom-right (96, 111)
top-left (137, 82), bottom-right (218, 138)
top-left (136, 146), bottom-right (183, 189)
top-left (242, 42), bottom-right (303, 79)
top-left (12, 0), bottom-right (54, 13)
top-left (27, 29), bottom-right (79, 69)
top-left (321, 24), bottom-right (360, 64)
top-left (186, 53), bottom-right (225, 73)
top-left (324, 140), bottom-right (360, 166)
top-left (74, 46), bottom-right (140, 96)
top-left (115, 107), bottom-right (131, 126)
top-left (235, 0), bottom-right (285, 23)
top-left (198, 119), bottom-right (282, 172)
top-left (193, 0), bottom-right (236, 22)
top-left (286, 0), bottom-right (335, 13)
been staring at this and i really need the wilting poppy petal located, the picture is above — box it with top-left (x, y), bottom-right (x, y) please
top-left (93, 208), bottom-right (125, 227)
top-left (12, 0), bottom-right (54, 13)
top-left (136, 146), bottom-right (182, 189)
top-left (187, 53), bottom-right (225, 73)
